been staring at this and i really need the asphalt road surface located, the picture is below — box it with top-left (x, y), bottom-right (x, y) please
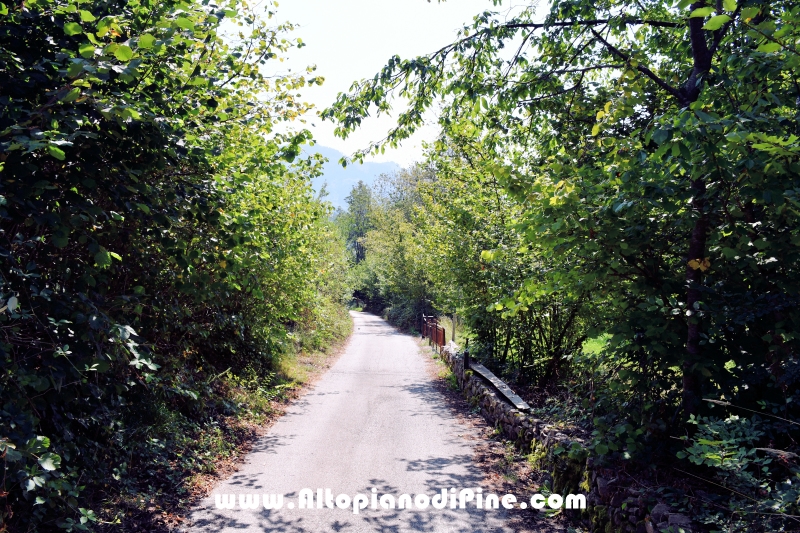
top-left (188, 311), bottom-right (515, 533)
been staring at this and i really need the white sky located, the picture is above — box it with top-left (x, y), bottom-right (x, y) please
top-left (272, 0), bottom-right (498, 166)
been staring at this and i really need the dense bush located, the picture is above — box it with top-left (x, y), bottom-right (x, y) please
top-left (0, 0), bottom-right (349, 530)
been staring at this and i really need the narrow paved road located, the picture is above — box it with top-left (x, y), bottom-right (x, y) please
top-left (188, 312), bottom-right (513, 532)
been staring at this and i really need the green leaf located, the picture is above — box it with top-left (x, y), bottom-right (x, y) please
top-left (695, 110), bottom-right (716, 123)
top-left (741, 7), bottom-right (760, 19)
top-left (138, 34), bottom-right (156, 48)
top-left (0, 3), bottom-right (8, 16)
top-left (722, 0), bottom-right (736, 11)
top-left (79, 10), bottom-right (95, 22)
top-left (109, 252), bottom-right (122, 261)
top-left (703, 14), bottom-right (730, 30)
top-left (48, 145), bottom-right (66, 160)
top-left (689, 7), bottom-right (714, 17)
top-left (114, 44), bottom-right (133, 61)
top-left (651, 129), bottom-right (670, 145)
top-left (61, 87), bottom-right (81, 103)
top-left (38, 452), bottom-right (61, 471)
top-left (595, 443), bottom-right (609, 455)
top-left (63, 22), bottom-right (82, 36)
top-left (95, 249), bottom-right (112, 268)
top-left (78, 42), bottom-right (95, 58)
top-left (121, 107), bottom-right (141, 120)
top-left (175, 17), bottom-right (195, 31)
top-left (757, 42), bottom-right (781, 53)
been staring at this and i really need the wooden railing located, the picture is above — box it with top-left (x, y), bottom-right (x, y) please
top-left (421, 314), bottom-right (446, 352)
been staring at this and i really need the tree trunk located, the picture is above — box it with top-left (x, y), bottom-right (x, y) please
top-left (679, 3), bottom-right (714, 417)
top-left (683, 178), bottom-right (708, 416)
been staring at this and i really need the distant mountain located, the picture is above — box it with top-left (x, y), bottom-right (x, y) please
top-left (302, 145), bottom-right (400, 209)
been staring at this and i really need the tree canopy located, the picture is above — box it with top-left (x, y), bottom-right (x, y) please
top-left (329, 1), bottom-right (800, 527)
top-left (327, 0), bottom-right (800, 425)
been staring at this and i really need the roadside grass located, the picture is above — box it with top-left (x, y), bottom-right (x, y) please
top-left (420, 337), bottom-right (459, 389)
top-left (500, 442), bottom-right (519, 482)
top-left (278, 304), bottom-right (352, 384)
top-left (96, 307), bottom-right (353, 532)
top-left (276, 348), bottom-right (336, 386)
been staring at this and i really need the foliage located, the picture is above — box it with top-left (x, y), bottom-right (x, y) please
top-left (327, 0), bottom-right (800, 527)
top-left (421, 148), bottom-right (594, 385)
top-left (326, 0), bottom-right (800, 440)
top-left (0, 0), bottom-right (349, 529)
top-left (337, 169), bottom-right (437, 325)
top-left (340, 180), bottom-right (374, 264)
top-left (340, 158), bottom-right (593, 383)
top-left (678, 414), bottom-right (800, 531)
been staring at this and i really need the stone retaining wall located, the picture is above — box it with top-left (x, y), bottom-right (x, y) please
top-left (438, 342), bottom-right (697, 533)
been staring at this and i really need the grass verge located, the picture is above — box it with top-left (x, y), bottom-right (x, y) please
top-left (94, 309), bottom-right (353, 532)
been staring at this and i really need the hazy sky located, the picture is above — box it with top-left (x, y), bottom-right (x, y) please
top-left (273, 0), bottom-right (496, 166)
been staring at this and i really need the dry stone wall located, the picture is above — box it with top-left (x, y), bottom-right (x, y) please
top-left (438, 342), bottom-right (698, 533)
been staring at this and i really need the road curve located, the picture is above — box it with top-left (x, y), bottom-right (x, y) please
top-left (188, 311), bottom-right (513, 533)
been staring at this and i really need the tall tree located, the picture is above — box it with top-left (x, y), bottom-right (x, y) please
top-left (325, 0), bottom-right (800, 422)
top-left (343, 180), bottom-right (375, 262)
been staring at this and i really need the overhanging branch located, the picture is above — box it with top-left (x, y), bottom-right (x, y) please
top-left (590, 29), bottom-right (682, 100)
top-left (506, 18), bottom-right (681, 30)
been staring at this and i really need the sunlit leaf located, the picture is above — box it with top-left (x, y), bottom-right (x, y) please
top-left (114, 44), bottom-right (133, 61)
top-left (689, 6), bottom-right (714, 17)
top-left (48, 145), bottom-right (66, 160)
top-left (757, 42), bottom-right (781, 53)
top-left (702, 14), bottom-right (730, 30)
top-left (38, 453), bottom-right (61, 471)
top-left (138, 34), bottom-right (156, 48)
top-left (63, 22), bottom-right (82, 35)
